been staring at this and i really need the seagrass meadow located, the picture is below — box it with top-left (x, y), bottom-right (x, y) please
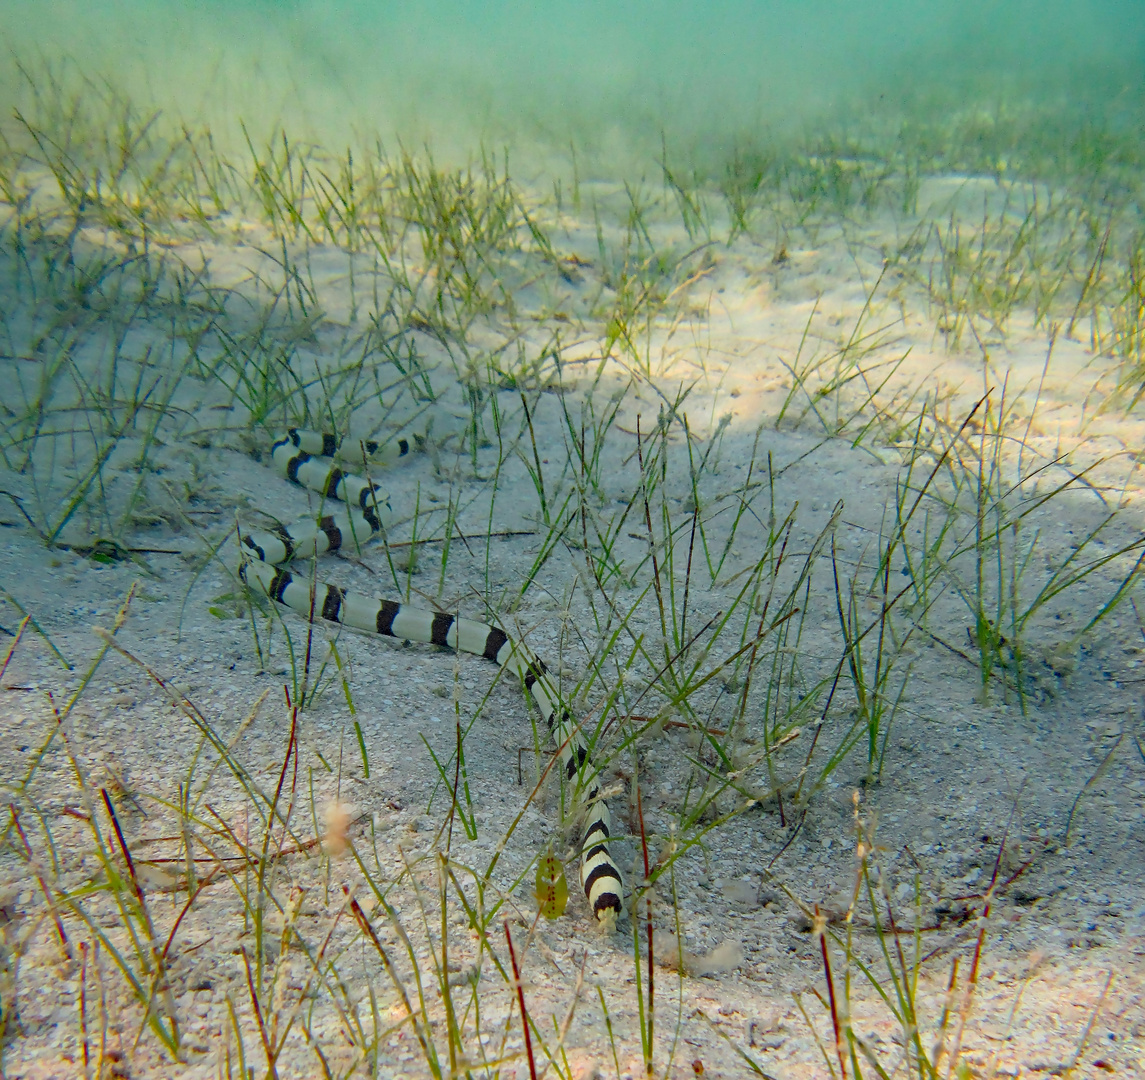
top-left (0, 3), bottom-right (1144, 1077)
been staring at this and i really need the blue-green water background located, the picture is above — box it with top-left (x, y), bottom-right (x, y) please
top-left (3, 0), bottom-right (1144, 168)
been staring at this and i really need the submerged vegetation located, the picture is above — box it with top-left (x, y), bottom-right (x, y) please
top-left (0, 57), bottom-right (1142, 1076)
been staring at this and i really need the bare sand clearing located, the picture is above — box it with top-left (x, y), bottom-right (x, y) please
top-left (1, 168), bottom-right (1144, 1078)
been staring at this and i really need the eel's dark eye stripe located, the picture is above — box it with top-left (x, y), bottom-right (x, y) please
top-left (593, 891), bottom-right (623, 915)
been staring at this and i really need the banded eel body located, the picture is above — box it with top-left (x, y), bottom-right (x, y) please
top-left (240, 429), bottom-right (411, 565)
top-left (239, 431), bottom-right (623, 926)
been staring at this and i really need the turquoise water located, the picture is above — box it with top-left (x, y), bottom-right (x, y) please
top-left (3, 0), bottom-right (1143, 167)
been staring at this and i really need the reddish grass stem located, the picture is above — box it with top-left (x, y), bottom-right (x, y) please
top-left (101, 790), bottom-right (147, 922)
top-left (79, 940), bottom-right (90, 1077)
top-left (817, 906), bottom-right (846, 1080)
top-left (241, 945), bottom-right (276, 1075)
top-left (0, 614), bottom-right (29, 684)
top-left (504, 921), bottom-right (538, 1080)
top-left (9, 803), bottom-right (70, 954)
top-left (345, 889), bottom-right (429, 1061)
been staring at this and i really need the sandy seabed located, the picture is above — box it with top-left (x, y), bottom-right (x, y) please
top-left (1, 169), bottom-right (1143, 1079)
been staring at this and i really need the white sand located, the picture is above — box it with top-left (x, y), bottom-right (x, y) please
top-left (1, 172), bottom-right (1143, 1078)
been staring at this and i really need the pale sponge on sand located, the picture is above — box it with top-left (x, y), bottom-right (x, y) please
top-left (653, 930), bottom-right (745, 976)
